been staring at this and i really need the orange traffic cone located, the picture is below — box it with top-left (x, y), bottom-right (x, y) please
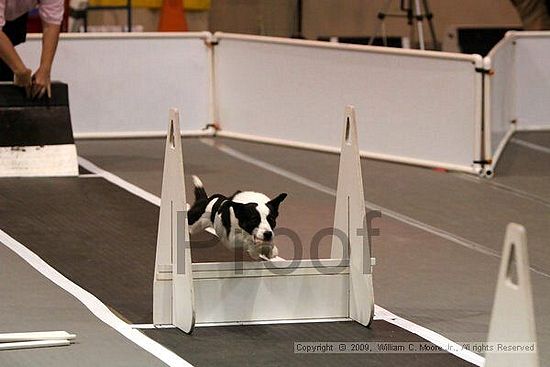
top-left (158, 0), bottom-right (188, 32)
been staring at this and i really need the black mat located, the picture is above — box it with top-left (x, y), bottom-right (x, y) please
top-left (0, 177), bottom-right (158, 323)
top-left (0, 177), bottom-right (272, 323)
top-left (144, 321), bottom-right (475, 367)
top-left (1, 175), bottom-right (475, 366)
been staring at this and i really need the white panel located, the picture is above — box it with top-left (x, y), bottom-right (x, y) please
top-left (485, 32), bottom-right (550, 173)
top-left (485, 35), bottom-right (516, 166)
top-left (515, 34), bottom-right (550, 129)
top-left (214, 33), bottom-right (481, 172)
top-left (0, 144), bottom-right (78, 177)
top-left (194, 274), bottom-right (349, 324)
top-left (16, 33), bottom-right (211, 136)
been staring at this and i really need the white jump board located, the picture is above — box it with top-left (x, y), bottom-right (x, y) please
top-left (157, 259), bottom-right (349, 326)
top-left (0, 145), bottom-right (78, 177)
top-left (160, 259), bottom-right (350, 324)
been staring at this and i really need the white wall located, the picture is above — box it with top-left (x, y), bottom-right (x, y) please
top-left (214, 33), bottom-right (483, 173)
top-left (485, 31), bottom-right (550, 172)
top-left (17, 33), bottom-right (212, 136)
top-left (514, 34), bottom-right (550, 129)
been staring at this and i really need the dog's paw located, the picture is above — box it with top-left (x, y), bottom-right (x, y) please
top-left (257, 245), bottom-right (279, 261)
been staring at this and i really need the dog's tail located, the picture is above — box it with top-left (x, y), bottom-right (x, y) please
top-left (192, 175), bottom-right (208, 201)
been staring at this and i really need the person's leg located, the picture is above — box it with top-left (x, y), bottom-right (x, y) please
top-left (0, 60), bottom-right (13, 82)
top-left (0, 13), bottom-right (29, 81)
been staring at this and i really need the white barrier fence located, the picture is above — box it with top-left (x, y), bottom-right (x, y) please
top-left (213, 33), bottom-right (484, 174)
top-left (15, 31), bottom-right (550, 175)
top-left (485, 31), bottom-right (550, 174)
top-left (16, 32), bottom-right (212, 138)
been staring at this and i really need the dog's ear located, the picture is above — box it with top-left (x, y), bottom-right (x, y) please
top-left (267, 193), bottom-right (287, 211)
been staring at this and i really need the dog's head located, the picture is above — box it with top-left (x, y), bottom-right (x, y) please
top-left (231, 192), bottom-right (287, 244)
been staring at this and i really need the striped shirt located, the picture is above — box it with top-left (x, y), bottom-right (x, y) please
top-left (0, 0), bottom-right (64, 29)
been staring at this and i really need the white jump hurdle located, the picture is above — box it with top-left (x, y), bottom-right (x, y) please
top-left (153, 106), bottom-right (375, 332)
top-left (485, 223), bottom-right (539, 367)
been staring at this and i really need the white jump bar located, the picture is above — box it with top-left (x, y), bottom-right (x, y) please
top-left (0, 331), bottom-right (76, 343)
top-left (0, 339), bottom-right (71, 351)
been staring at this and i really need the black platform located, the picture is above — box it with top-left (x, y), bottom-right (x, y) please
top-left (0, 82), bottom-right (74, 147)
top-left (0, 175), bottom-right (256, 323)
top-left (0, 82), bottom-right (69, 107)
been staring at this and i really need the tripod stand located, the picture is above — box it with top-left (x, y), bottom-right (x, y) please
top-left (369, 0), bottom-right (438, 50)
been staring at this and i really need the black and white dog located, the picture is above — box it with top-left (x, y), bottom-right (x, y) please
top-left (187, 176), bottom-right (287, 260)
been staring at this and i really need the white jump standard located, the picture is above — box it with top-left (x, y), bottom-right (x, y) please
top-left (153, 106), bottom-right (376, 332)
top-left (485, 223), bottom-right (540, 367)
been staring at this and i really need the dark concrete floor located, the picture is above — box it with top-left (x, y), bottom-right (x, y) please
top-left (75, 134), bottom-right (550, 364)
top-left (1, 132), bottom-right (547, 366)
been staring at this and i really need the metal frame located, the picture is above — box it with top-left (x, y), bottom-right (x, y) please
top-left (82, 1), bottom-right (133, 32)
top-left (153, 106), bottom-right (375, 332)
top-left (369, 0), bottom-right (438, 50)
top-left (213, 32), bottom-right (476, 62)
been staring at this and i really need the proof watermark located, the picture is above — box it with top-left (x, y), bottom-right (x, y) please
top-left (179, 209), bottom-right (382, 275)
top-left (293, 342), bottom-right (537, 354)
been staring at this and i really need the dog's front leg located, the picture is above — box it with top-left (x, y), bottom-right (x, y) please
top-left (188, 217), bottom-right (213, 235)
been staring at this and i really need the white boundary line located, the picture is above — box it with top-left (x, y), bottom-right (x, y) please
top-left (512, 138), bottom-right (550, 155)
top-left (488, 126), bottom-right (516, 175)
top-left (516, 125), bottom-right (550, 132)
top-left (79, 173), bottom-right (101, 178)
top-left (78, 157), bottom-right (161, 206)
top-left (78, 150), bottom-right (484, 365)
top-left (455, 171), bottom-right (550, 210)
top-left (374, 306), bottom-right (484, 366)
top-left (0, 229), bottom-right (192, 367)
top-left (215, 131), bottom-right (478, 175)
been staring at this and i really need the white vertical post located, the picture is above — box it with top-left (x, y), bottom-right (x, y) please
top-left (485, 223), bottom-right (539, 367)
top-left (331, 106), bottom-right (374, 327)
top-left (173, 208), bottom-right (195, 333)
top-left (153, 108), bottom-right (195, 333)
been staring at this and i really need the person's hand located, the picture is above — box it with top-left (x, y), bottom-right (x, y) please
top-left (13, 67), bottom-right (32, 97)
top-left (31, 67), bottom-right (52, 99)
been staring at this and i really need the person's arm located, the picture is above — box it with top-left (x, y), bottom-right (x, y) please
top-left (31, 22), bottom-right (60, 99)
top-left (0, 32), bottom-right (31, 84)
top-left (0, 0), bottom-right (31, 90)
top-left (32, 0), bottom-right (64, 99)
